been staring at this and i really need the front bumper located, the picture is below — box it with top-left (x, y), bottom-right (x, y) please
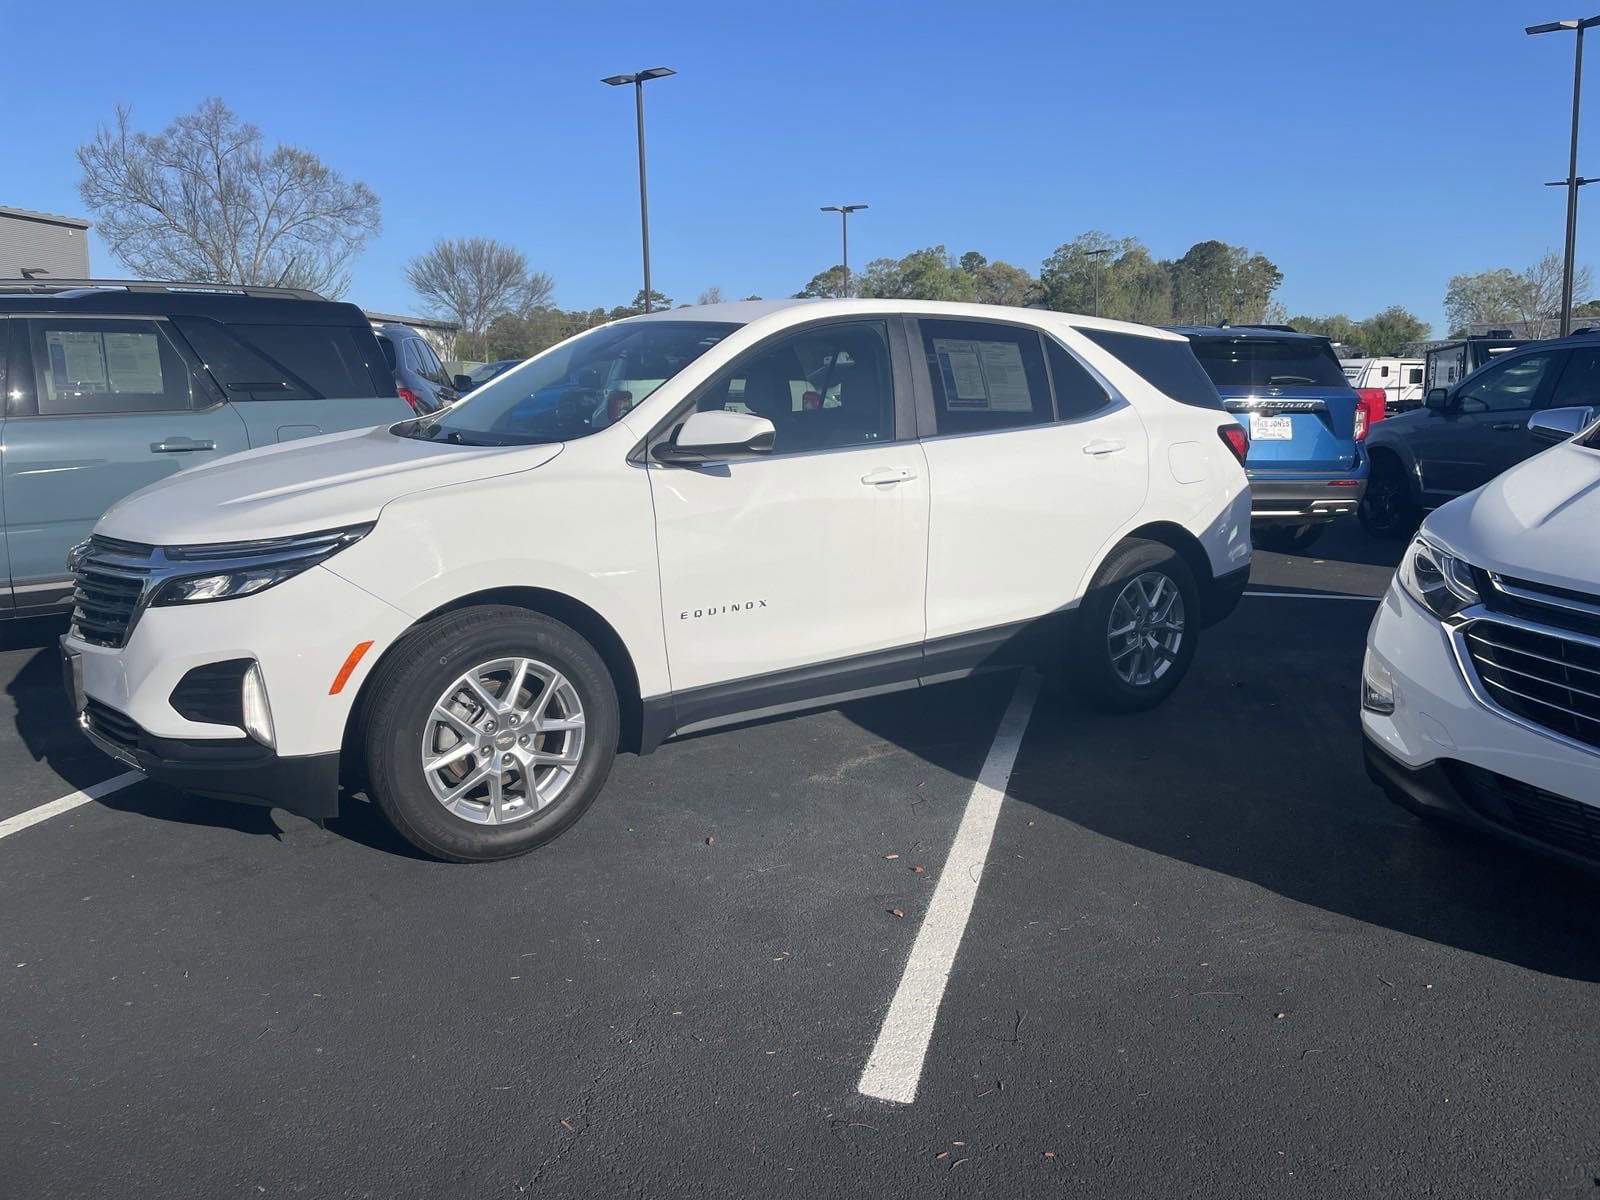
top-left (1248, 475), bottom-right (1367, 524)
top-left (65, 638), bottom-right (341, 819)
top-left (1362, 582), bottom-right (1600, 868)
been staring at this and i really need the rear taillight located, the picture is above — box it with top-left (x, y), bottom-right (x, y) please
top-left (1355, 388), bottom-right (1386, 441)
top-left (396, 385), bottom-right (422, 414)
top-left (1218, 422), bottom-right (1249, 466)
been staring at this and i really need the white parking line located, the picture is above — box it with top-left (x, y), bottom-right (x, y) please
top-left (858, 670), bottom-right (1041, 1104)
top-left (1244, 589), bottom-right (1380, 602)
top-left (0, 771), bottom-right (143, 842)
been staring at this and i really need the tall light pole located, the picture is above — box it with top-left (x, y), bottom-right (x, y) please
top-left (602, 67), bottom-right (675, 313)
top-left (820, 204), bottom-right (867, 297)
top-left (1528, 17), bottom-right (1600, 335)
top-left (1085, 247), bottom-right (1111, 317)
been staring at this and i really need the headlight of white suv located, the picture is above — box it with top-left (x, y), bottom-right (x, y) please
top-left (1399, 535), bottom-right (1480, 619)
top-left (150, 523), bottom-right (373, 607)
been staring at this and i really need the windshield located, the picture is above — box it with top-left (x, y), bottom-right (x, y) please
top-left (403, 321), bottom-right (739, 446)
top-left (1190, 337), bottom-right (1349, 389)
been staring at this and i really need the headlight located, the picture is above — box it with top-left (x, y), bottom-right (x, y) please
top-left (151, 523), bottom-right (372, 607)
top-left (1399, 535), bottom-right (1479, 619)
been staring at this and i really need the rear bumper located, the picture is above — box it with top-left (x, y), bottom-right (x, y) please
top-left (1248, 475), bottom-right (1367, 524)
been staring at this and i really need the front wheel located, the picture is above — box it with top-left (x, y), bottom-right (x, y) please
top-left (1067, 539), bottom-right (1200, 713)
top-left (362, 606), bottom-right (620, 862)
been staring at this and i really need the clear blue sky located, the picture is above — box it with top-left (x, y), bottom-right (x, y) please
top-left (0, 0), bottom-right (1590, 335)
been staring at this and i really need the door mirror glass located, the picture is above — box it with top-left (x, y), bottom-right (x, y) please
top-left (452, 374), bottom-right (475, 392)
top-left (653, 409), bottom-right (776, 464)
top-left (1528, 405), bottom-right (1597, 444)
top-left (1425, 387), bottom-right (1451, 411)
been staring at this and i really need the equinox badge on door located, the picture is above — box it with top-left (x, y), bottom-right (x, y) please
top-left (681, 601), bottom-right (768, 619)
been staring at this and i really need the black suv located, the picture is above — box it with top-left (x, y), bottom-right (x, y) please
top-left (1361, 330), bottom-right (1600, 536)
top-left (0, 279), bottom-right (409, 614)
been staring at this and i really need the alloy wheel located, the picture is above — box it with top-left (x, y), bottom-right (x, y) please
top-left (1107, 571), bottom-right (1186, 687)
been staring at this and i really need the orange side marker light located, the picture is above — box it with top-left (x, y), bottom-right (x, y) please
top-left (329, 640), bottom-right (375, 695)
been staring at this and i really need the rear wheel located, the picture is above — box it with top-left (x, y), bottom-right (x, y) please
top-left (1067, 539), bottom-right (1200, 713)
top-left (362, 606), bottom-right (619, 862)
top-left (1254, 523), bottom-right (1325, 553)
top-left (1359, 455), bottom-right (1420, 538)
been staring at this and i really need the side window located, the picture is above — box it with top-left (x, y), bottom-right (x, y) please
top-left (1080, 328), bottom-right (1224, 410)
top-left (27, 318), bottom-right (197, 416)
top-left (695, 320), bottom-right (894, 455)
top-left (171, 316), bottom-right (312, 400)
top-left (416, 340), bottom-right (449, 385)
top-left (1456, 353), bottom-right (1554, 414)
top-left (1407, 367), bottom-right (1424, 386)
top-left (919, 319), bottom-right (1051, 434)
top-left (1044, 337), bottom-right (1112, 420)
top-left (226, 324), bottom-right (377, 399)
top-left (1550, 347), bottom-right (1600, 408)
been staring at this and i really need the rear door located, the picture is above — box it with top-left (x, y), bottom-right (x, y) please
top-left (1417, 350), bottom-right (1562, 500)
top-left (5, 315), bottom-right (249, 612)
top-left (914, 316), bottom-right (1147, 662)
top-left (175, 318), bottom-right (408, 445)
top-left (1189, 337), bottom-right (1359, 473)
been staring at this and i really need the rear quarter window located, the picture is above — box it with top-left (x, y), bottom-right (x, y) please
top-left (229, 324), bottom-right (384, 399)
top-left (1078, 328), bottom-right (1223, 410)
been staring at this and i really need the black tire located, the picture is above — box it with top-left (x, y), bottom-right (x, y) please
top-left (1067, 538), bottom-right (1201, 713)
top-left (362, 605), bottom-right (619, 863)
top-left (1254, 523), bottom-right (1325, 553)
top-left (1359, 454), bottom-right (1420, 538)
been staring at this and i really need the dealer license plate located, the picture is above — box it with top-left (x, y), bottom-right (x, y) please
top-left (1249, 414), bottom-right (1293, 441)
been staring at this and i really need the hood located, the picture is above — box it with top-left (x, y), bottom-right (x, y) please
top-left (1426, 441), bottom-right (1600, 594)
top-left (98, 425), bottom-right (560, 545)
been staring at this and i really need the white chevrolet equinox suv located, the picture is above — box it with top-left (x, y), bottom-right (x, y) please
top-left (61, 300), bottom-right (1251, 861)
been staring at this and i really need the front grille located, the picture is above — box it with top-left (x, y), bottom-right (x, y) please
top-left (69, 536), bottom-right (158, 648)
top-left (1479, 570), bottom-right (1600, 639)
top-left (84, 697), bottom-right (140, 754)
top-left (1452, 763), bottom-right (1600, 863)
top-left (1463, 620), bottom-right (1600, 750)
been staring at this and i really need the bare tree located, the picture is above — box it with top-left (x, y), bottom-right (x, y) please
top-left (697, 285), bottom-right (723, 305)
top-left (76, 99), bottom-right (380, 297)
top-left (1517, 252), bottom-right (1592, 338)
top-left (406, 237), bottom-right (554, 359)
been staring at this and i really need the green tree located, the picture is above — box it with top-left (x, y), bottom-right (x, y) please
top-left (1287, 313), bottom-right (1360, 345)
top-left (794, 265), bottom-right (848, 298)
top-left (1443, 267), bottom-right (1522, 338)
top-left (958, 251), bottom-right (1036, 307)
top-left (857, 246), bottom-right (975, 302)
top-left (629, 288), bottom-right (672, 312)
top-left (1357, 306), bottom-right (1430, 356)
top-left (1038, 233), bottom-right (1170, 323)
top-left (1168, 240), bottom-right (1283, 326)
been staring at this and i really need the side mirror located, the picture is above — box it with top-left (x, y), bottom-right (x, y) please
top-left (1425, 388), bottom-right (1451, 412)
top-left (452, 374), bottom-right (475, 392)
top-left (1528, 405), bottom-right (1596, 445)
top-left (652, 410), bottom-right (776, 464)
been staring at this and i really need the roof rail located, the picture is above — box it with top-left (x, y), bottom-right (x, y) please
top-left (0, 277), bottom-right (324, 300)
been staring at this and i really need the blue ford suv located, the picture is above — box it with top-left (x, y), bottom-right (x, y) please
top-left (1174, 326), bottom-right (1368, 551)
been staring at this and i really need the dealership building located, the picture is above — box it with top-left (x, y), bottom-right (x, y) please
top-left (0, 205), bottom-right (91, 279)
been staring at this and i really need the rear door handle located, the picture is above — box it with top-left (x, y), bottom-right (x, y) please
top-left (860, 466), bottom-right (917, 486)
top-left (150, 438), bottom-right (216, 453)
top-left (1082, 438), bottom-right (1127, 456)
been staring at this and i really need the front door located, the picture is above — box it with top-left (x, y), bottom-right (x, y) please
top-left (5, 316), bottom-right (249, 612)
top-left (1417, 350), bottom-right (1560, 502)
top-left (649, 319), bottom-right (927, 712)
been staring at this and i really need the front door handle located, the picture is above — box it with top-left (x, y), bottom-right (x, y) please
top-left (1490, 422), bottom-right (1523, 432)
top-left (150, 438), bottom-right (217, 453)
top-left (1082, 438), bottom-right (1127, 456)
top-left (860, 466), bottom-right (917, 486)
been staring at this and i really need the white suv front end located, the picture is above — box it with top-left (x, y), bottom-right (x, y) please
top-left (1362, 410), bottom-right (1600, 867)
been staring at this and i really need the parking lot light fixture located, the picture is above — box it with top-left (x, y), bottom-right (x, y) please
top-left (602, 67), bottom-right (676, 313)
top-left (820, 204), bottom-right (867, 297)
top-left (1526, 16), bottom-right (1600, 336)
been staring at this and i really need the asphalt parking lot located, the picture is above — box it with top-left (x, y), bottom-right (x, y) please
top-left (7, 521), bottom-right (1600, 1199)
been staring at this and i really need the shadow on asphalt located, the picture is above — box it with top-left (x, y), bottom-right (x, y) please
top-left (3, 616), bottom-right (119, 794)
top-left (957, 599), bottom-right (1600, 984)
